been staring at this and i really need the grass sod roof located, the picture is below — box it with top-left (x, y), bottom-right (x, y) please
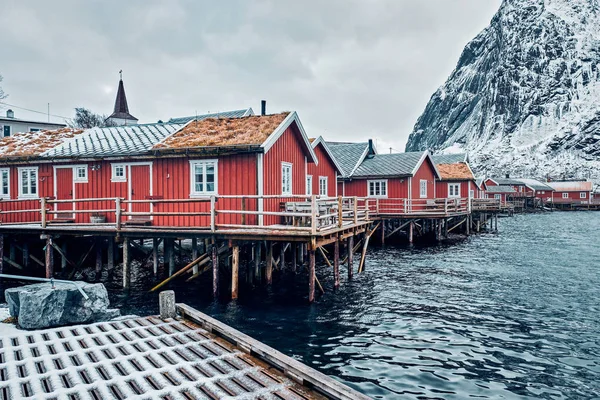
top-left (436, 162), bottom-right (475, 181)
top-left (154, 113), bottom-right (290, 149)
top-left (0, 127), bottom-right (84, 158)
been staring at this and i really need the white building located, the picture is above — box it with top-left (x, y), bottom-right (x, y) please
top-left (0, 109), bottom-right (66, 137)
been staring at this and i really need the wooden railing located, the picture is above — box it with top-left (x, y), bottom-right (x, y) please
top-left (0, 195), bottom-right (371, 234)
top-left (366, 198), bottom-right (470, 216)
top-left (470, 198), bottom-right (507, 211)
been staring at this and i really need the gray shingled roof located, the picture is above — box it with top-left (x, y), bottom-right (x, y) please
top-left (432, 153), bottom-right (468, 165)
top-left (486, 185), bottom-right (516, 193)
top-left (353, 151), bottom-right (426, 178)
top-left (489, 177), bottom-right (524, 186)
top-left (42, 123), bottom-right (184, 158)
top-left (168, 108), bottom-right (254, 124)
top-left (516, 178), bottom-right (554, 191)
top-left (326, 142), bottom-right (370, 177)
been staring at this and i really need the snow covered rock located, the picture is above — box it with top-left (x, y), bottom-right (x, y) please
top-left (4, 282), bottom-right (120, 329)
top-left (406, 0), bottom-right (600, 181)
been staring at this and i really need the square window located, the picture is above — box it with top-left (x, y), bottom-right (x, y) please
top-left (367, 180), bottom-right (387, 198)
top-left (448, 183), bottom-right (460, 198)
top-left (111, 164), bottom-right (126, 182)
top-left (190, 160), bottom-right (218, 196)
top-left (562, 193), bottom-right (568, 199)
top-left (580, 192), bottom-right (586, 199)
top-left (18, 167), bottom-right (38, 198)
top-left (74, 166), bottom-right (88, 183)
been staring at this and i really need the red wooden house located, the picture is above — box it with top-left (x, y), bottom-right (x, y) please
top-left (515, 179), bottom-right (554, 203)
top-left (432, 154), bottom-right (477, 200)
top-left (326, 141), bottom-right (376, 197)
top-left (307, 137), bottom-right (343, 198)
top-left (485, 185), bottom-right (516, 203)
top-left (0, 111), bottom-right (319, 228)
top-left (485, 177), bottom-right (530, 197)
top-left (546, 181), bottom-right (593, 204)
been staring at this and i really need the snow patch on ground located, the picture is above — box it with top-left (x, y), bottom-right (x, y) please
top-left (0, 304), bottom-right (20, 335)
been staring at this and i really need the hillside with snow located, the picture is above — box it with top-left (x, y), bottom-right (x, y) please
top-left (405, 0), bottom-right (600, 182)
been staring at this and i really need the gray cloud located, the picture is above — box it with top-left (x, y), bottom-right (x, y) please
top-left (0, 0), bottom-right (501, 151)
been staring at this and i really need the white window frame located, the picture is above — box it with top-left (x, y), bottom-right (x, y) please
top-left (18, 167), bottom-right (39, 199)
top-left (319, 176), bottom-right (328, 197)
top-left (469, 189), bottom-right (475, 199)
top-left (494, 194), bottom-right (501, 200)
top-left (306, 175), bottom-right (312, 196)
top-left (190, 159), bottom-right (218, 197)
top-left (448, 183), bottom-right (461, 198)
top-left (562, 192), bottom-right (568, 199)
top-left (111, 164), bottom-right (126, 182)
top-left (419, 179), bottom-right (427, 198)
top-left (73, 165), bottom-right (88, 183)
top-left (367, 179), bottom-right (388, 198)
top-left (0, 168), bottom-right (10, 199)
top-left (580, 192), bottom-right (586, 199)
top-left (281, 162), bottom-right (292, 196)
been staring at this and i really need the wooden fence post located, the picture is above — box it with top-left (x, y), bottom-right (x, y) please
top-left (232, 244), bottom-right (239, 300)
top-left (311, 195), bottom-right (317, 234)
top-left (210, 196), bottom-right (216, 232)
top-left (337, 196), bottom-right (343, 228)
top-left (41, 197), bottom-right (47, 228)
top-left (115, 198), bottom-right (122, 230)
top-left (353, 197), bottom-right (358, 224)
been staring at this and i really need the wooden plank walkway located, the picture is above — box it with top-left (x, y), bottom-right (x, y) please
top-left (0, 307), bottom-right (369, 400)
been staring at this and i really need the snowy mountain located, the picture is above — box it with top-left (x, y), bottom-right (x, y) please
top-left (405, 0), bottom-right (600, 182)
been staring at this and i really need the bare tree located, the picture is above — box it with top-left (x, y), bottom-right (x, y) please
top-left (69, 108), bottom-right (116, 129)
top-left (0, 74), bottom-right (7, 103)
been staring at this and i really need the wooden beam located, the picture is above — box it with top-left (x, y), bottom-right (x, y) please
top-left (50, 241), bottom-right (77, 269)
top-left (22, 242), bottom-right (29, 268)
top-left (385, 220), bottom-right (411, 240)
top-left (45, 236), bottom-right (54, 279)
top-left (108, 239), bottom-right (115, 270)
top-left (266, 242), bottom-right (273, 285)
top-left (192, 238), bottom-right (199, 274)
top-left (0, 235), bottom-right (4, 275)
top-left (152, 238), bottom-right (159, 275)
top-left (2, 256), bottom-right (22, 270)
top-left (292, 243), bottom-right (297, 273)
top-left (347, 235), bottom-right (353, 279)
top-left (232, 244), bottom-right (240, 300)
top-left (308, 249), bottom-right (316, 303)
top-left (168, 239), bottom-right (175, 276)
top-left (333, 239), bottom-right (340, 289)
top-left (279, 243), bottom-right (285, 271)
top-left (254, 242), bottom-right (262, 282)
top-left (409, 221), bottom-right (414, 244)
top-left (123, 238), bottom-right (130, 289)
top-left (95, 238), bottom-right (103, 274)
top-left (318, 247), bottom-right (333, 268)
top-left (212, 240), bottom-right (219, 298)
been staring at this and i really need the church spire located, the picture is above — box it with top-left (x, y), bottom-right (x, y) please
top-left (106, 71), bottom-right (138, 126)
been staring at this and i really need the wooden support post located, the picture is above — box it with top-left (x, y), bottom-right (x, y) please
top-left (22, 242), bottom-right (29, 268)
top-left (0, 235), bottom-right (4, 275)
top-left (279, 243), bottom-right (285, 271)
top-left (152, 238), bottom-right (159, 275)
top-left (168, 239), bottom-right (175, 276)
top-left (358, 232), bottom-right (371, 273)
top-left (254, 242), bottom-right (262, 282)
top-left (122, 238), bottom-right (130, 289)
top-left (108, 239), bottom-right (115, 270)
top-left (466, 215), bottom-right (470, 235)
top-left (61, 242), bottom-right (68, 270)
top-left (409, 221), bottom-right (414, 244)
top-left (380, 222), bottom-right (385, 245)
top-left (192, 238), bottom-right (199, 275)
top-left (95, 238), bottom-right (102, 274)
top-left (333, 238), bottom-right (340, 289)
top-left (9, 241), bottom-right (15, 262)
top-left (232, 244), bottom-right (239, 300)
top-left (299, 243), bottom-right (305, 265)
top-left (292, 243), bottom-right (297, 273)
top-left (266, 242), bottom-right (273, 285)
top-left (347, 235), bottom-right (354, 279)
top-left (212, 240), bottom-right (219, 298)
top-left (45, 236), bottom-right (54, 279)
top-left (308, 248), bottom-right (316, 303)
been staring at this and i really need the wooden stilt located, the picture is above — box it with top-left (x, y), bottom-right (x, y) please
top-left (212, 240), bottom-right (219, 298)
top-left (292, 243), bottom-right (297, 273)
top-left (192, 238), bottom-right (199, 274)
top-left (108, 239), bottom-right (114, 270)
top-left (466, 215), bottom-right (470, 235)
top-left (266, 242), bottom-right (273, 285)
top-left (0, 235), bottom-right (4, 275)
top-left (347, 235), bottom-right (354, 279)
top-left (95, 238), bottom-right (102, 274)
top-left (122, 238), bottom-right (130, 289)
top-left (299, 243), bottom-right (305, 265)
top-left (380, 222), bottom-right (385, 245)
top-left (333, 238), bottom-right (340, 289)
top-left (358, 233), bottom-right (370, 273)
top-left (254, 242), bottom-right (262, 282)
top-left (22, 242), bottom-right (29, 268)
top-left (308, 249), bottom-right (316, 303)
top-left (168, 239), bottom-right (175, 276)
top-left (232, 244), bottom-right (239, 300)
top-left (152, 238), bottom-right (159, 275)
top-left (9, 241), bottom-right (15, 262)
top-left (409, 221), bottom-right (414, 244)
top-left (61, 242), bottom-right (68, 270)
top-left (279, 243), bottom-right (285, 271)
top-left (45, 236), bottom-right (54, 279)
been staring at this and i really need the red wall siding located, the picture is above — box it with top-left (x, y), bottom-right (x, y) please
top-left (307, 143), bottom-right (337, 197)
top-left (552, 191), bottom-right (590, 202)
top-left (435, 180), bottom-right (476, 198)
top-left (263, 125), bottom-right (310, 225)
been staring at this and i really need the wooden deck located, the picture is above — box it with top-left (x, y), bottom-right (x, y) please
top-left (0, 305), bottom-right (368, 400)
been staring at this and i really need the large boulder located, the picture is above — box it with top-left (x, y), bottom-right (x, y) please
top-left (5, 282), bottom-right (120, 329)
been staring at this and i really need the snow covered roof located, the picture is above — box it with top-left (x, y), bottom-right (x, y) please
top-left (43, 123), bottom-right (183, 159)
top-left (326, 141), bottom-right (373, 177)
top-left (486, 185), bottom-right (516, 193)
top-left (0, 127), bottom-right (84, 158)
top-left (436, 162), bottom-right (474, 181)
top-left (352, 151), bottom-right (440, 179)
top-left (432, 153), bottom-right (469, 165)
top-left (516, 178), bottom-right (554, 191)
top-left (488, 177), bottom-right (524, 186)
top-left (168, 108), bottom-right (254, 124)
top-left (546, 181), bottom-right (593, 192)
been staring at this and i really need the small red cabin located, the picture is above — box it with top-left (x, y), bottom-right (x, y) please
top-left (546, 181), bottom-right (593, 204)
top-left (306, 137), bottom-right (343, 198)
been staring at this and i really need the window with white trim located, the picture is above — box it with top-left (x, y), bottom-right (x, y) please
top-left (469, 189), bottom-right (475, 198)
top-left (367, 180), bottom-right (387, 198)
top-left (494, 194), bottom-right (501, 200)
top-left (306, 175), bottom-right (312, 195)
top-left (419, 179), bottom-right (427, 198)
top-left (281, 163), bottom-right (292, 195)
top-left (190, 160), bottom-right (218, 196)
top-left (74, 166), bottom-right (88, 183)
top-left (319, 176), bottom-right (328, 197)
top-left (111, 164), bottom-right (126, 182)
top-left (562, 192), bottom-right (568, 199)
top-left (448, 183), bottom-right (460, 198)
top-left (18, 167), bottom-right (38, 198)
top-left (0, 168), bottom-right (9, 199)
top-left (580, 192), bottom-right (586, 198)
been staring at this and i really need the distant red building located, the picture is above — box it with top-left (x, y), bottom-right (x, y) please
top-left (546, 181), bottom-right (593, 204)
top-left (307, 137), bottom-right (343, 198)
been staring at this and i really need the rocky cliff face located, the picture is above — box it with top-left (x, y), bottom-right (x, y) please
top-left (406, 0), bottom-right (600, 181)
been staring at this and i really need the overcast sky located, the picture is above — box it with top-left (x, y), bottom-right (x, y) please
top-left (0, 0), bottom-right (501, 152)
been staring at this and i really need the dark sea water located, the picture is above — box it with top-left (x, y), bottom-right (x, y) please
top-left (59, 212), bottom-right (600, 398)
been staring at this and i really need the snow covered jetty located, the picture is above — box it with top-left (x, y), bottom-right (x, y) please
top-left (5, 282), bottom-right (119, 330)
top-left (0, 295), bottom-right (368, 400)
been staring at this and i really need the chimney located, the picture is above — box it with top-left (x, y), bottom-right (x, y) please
top-left (261, 100), bottom-right (266, 116)
top-left (6, 109), bottom-right (14, 119)
top-left (368, 139), bottom-right (375, 154)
